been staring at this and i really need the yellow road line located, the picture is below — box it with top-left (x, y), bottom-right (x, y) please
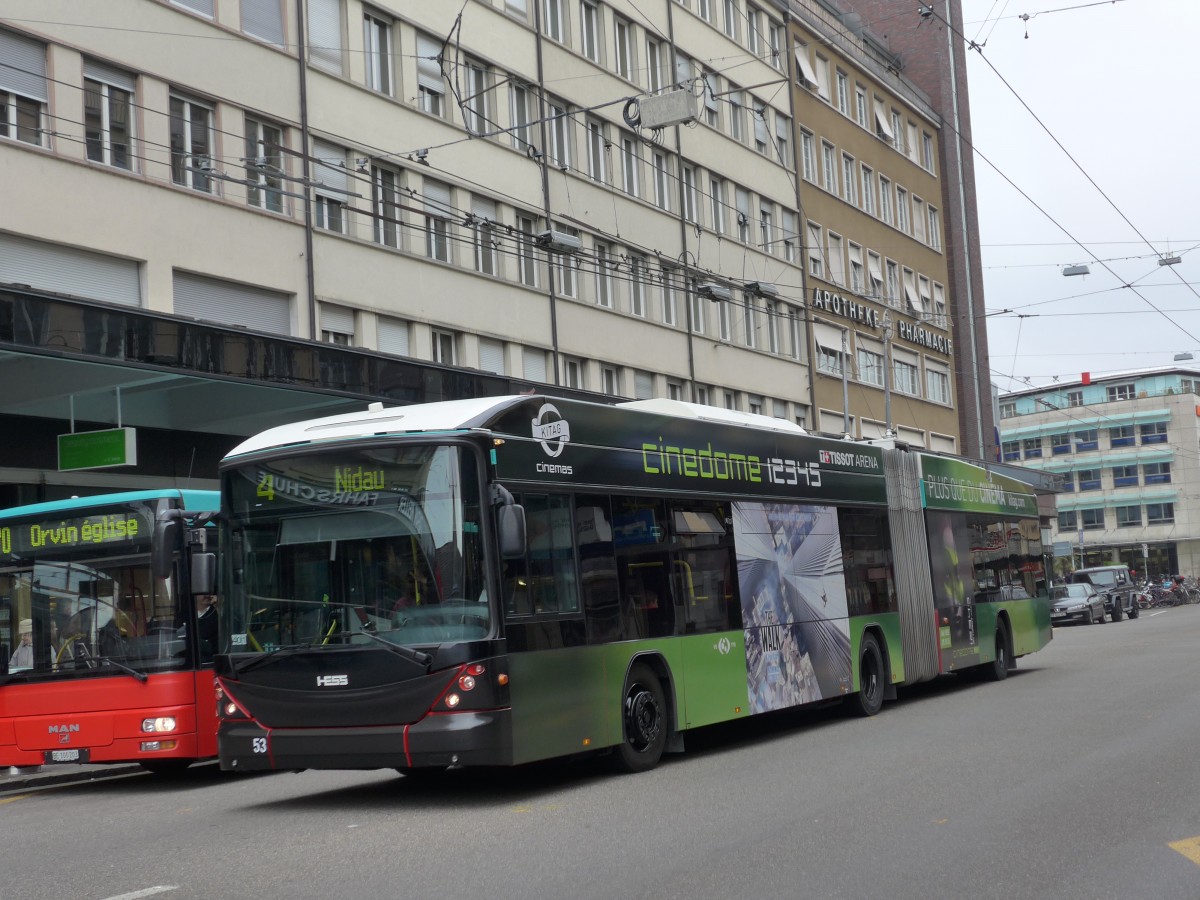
top-left (0, 794), bottom-right (32, 804)
top-left (1169, 836), bottom-right (1200, 865)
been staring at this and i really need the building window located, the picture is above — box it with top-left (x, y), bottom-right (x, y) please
top-left (1080, 508), bottom-right (1105, 531)
top-left (682, 165), bottom-right (698, 223)
top-left (800, 130), bottom-right (816, 182)
top-left (743, 299), bottom-right (757, 349)
top-left (516, 213), bottom-right (539, 287)
top-left (1076, 468), bottom-right (1101, 491)
top-left (1116, 504), bottom-right (1144, 527)
top-left (169, 93), bottom-right (213, 192)
top-left (1106, 383), bottom-right (1135, 401)
top-left (472, 196), bottom-right (498, 276)
top-left (826, 232), bottom-right (844, 285)
top-left (821, 141), bottom-right (837, 193)
top-left (653, 153), bottom-right (670, 210)
top-left (766, 302), bottom-right (780, 354)
top-left (895, 187), bottom-right (909, 233)
top-left (710, 178), bottom-right (726, 234)
top-left (702, 70), bottom-right (719, 127)
top-left (551, 224), bottom-right (579, 297)
top-left (847, 243), bottom-right (863, 293)
top-left (999, 401), bottom-right (1016, 419)
top-left (661, 267), bottom-right (677, 326)
top-left (563, 356), bottom-right (585, 389)
top-left (1109, 425), bottom-right (1135, 447)
top-left (602, 365), bottom-right (621, 396)
top-left (1051, 433), bottom-right (1071, 455)
top-left (629, 255), bottom-right (647, 317)
top-left (1022, 438), bottom-right (1042, 459)
top-left (922, 132), bottom-right (935, 170)
top-left (1140, 421), bottom-right (1167, 444)
top-left (807, 222), bottom-right (823, 278)
top-left (691, 287), bottom-right (706, 334)
top-left (586, 118), bottom-right (608, 182)
top-left (775, 112), bottom-right (790, 164)
top-left (363, 13), bottom-right (393, 94)
top-left (1074, 428), bottom-right (1099, 451)
top-left (841, 154), bottom-right (856, 205)
top-left (783, 211), bottom-right (798, 264)
top-left (548, 97), bottom-right (572, 168)
top-left (927, 207), bottom-right (941, 250)
top-left (0, 30), bottom-right (47, 146)
top-left (1057, 510), bottom-right (1076, 530)
top-left (510, 82), bottom-right (535, 152)
top-left (1067, 390), bottom-right (1083, 407)
top-left (835, 70), bottom-right (848, 115)
top-left (580, 0), bottom-right (601, 62)
top-left (463, 60), bottom-right (490, 135)
top-left (722, 0), bottom-right (740, 40)
top-left (614, 16), bottom-right (635, 80)
top-left (1111, 465), bottom-right (1139, 487)
top-left (423, 178), bottom-right (453, 262)
top-left (315, 194), bottom-right (345, 233)
top-left (885, 260), bottom-right (899, 305)
top-left (860, 165), bottom-right (875, 216)
top-left (621, 135), bottom-right (641, 196)
top-left (858, 346), bottom-right (884, 387)
top-left (728, 90), bottom-right (744, 143)
top-left (878, 175), bottom-right (892, 225)
top-left (543, 0), bottom-right (565, 42)
top-left (817, 341), bottom-right (843, 376)
top-left (646, 37), bottom-right (665, 92)
top-left (855, 84), bottom-right (868, 127)
top-left (245, 117), bottom-right (284, 212)
top-left (595, 242), bottom-right (614, 308)
top-left (717, 298), bottom-right (732, 341)
top-left (416, 33), bottom-right (446, 116)
top-left (84, 73), bottom-right (134, 170)
top-left (1001, 441), bottom-right (1020, 462)
top-left (371, 164), bottom-right (403, 248)
top-left (893, 358), bottom-right (919, 396)
top-left (926, 365), bottom-right (950, 404)
top-left (432, 329), bottom-right (457, 365)
top-left (1143, 462), bottom-right (1172, 485)
top-left (758, 204), bottom-right (772, 251)
top-left (1146, 503), bottom-right (1174, 525)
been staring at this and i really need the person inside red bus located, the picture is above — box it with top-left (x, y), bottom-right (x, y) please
top-left (8, 618), bottom-right (33, 670)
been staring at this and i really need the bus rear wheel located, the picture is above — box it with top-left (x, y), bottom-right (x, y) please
top-left (614, 662), bottom-right (667, 773)
top-left (847, 634), bottom-right (885, 717)
top-left (984, 623), bottom-right (1010, 682)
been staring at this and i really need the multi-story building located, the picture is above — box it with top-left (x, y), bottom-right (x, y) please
top-left (0, 0), bottom-right (966, 503)
top-left (998, 368), bottom-right (1200, 578)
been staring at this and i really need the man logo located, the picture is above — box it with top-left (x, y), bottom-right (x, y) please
top-left (531, 402), bottom-right (571, 458)
top-left (316, 674), bottom-right (349, 687)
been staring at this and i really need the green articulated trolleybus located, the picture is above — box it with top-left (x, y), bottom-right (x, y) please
top-left (214, 395), bottom-right (1052, 774)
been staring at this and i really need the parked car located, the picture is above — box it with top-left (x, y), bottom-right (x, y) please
top-left (1049, 583), bottom-right (1106, 625)
top-left (1069, 565), bottom-right (1140, 621)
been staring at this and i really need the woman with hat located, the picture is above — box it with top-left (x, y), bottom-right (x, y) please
top-left (9, 619), bottom-right (32, 670)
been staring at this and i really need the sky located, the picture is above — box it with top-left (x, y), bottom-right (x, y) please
top-left (957, 0), bottom-right (1200, 393)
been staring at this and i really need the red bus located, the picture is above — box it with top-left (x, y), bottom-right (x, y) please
top-left (0, 490), bottom-right (219, 774)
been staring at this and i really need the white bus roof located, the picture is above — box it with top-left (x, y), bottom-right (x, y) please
top-left (225, 395), bottom-right (528, 458)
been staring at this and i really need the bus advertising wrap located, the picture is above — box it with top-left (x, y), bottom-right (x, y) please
top-left (920, 454), bottom-right (1039, 517)
top-left (492, 399), bottom-right (888, 505)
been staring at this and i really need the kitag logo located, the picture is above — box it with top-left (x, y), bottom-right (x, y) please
top-left (531, 403), bottom-right (571, 458)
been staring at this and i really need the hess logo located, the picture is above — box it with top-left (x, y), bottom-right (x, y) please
top-left (316, 674), bottom-right (349, 687)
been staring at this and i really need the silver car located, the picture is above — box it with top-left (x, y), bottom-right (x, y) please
top-left (1050, 583), bottom-right (1105, 625)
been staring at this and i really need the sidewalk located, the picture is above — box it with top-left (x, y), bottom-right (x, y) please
top-left (0, 763), bottom-right (145, 791)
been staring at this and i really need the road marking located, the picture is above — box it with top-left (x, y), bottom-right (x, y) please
top-left (1169, 836), bottom-right (1200, 866)
top-left (101, 887), bottom-right (179, 900)
top-left (0, 794), bottom-right (31, 805)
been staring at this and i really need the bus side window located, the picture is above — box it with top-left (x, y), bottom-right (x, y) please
top-left (505, 494), bottom-right (578, 617)
top-left (576, 495), bottom-right (621, 643)
top-left (613, 498), bottom-right (674, 639)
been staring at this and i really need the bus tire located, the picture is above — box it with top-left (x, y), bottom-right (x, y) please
top-left (848, 633), bottom-right (885, 717)
top-left (984, 622), bottom-right (1010, 682)
top-left (614, 662), bottom-right (667, 773)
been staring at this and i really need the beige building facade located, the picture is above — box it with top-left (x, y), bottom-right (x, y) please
top-left (0, 0), bottom-right (967, 499)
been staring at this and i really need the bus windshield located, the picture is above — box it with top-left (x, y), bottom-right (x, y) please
top-left (222, 444), bottom-right (489, 652)
top-left (0, 499), bottom-right (186, 680)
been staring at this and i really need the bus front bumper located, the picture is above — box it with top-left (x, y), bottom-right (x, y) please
top-left (218, 709), bottom-right (514, 772)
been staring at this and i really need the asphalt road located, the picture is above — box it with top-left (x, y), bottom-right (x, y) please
top-left (4, 604), bottom-right (1200, 900)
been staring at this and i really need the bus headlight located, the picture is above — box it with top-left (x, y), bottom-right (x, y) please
top-left (141, 717), bottom-right (177, 733)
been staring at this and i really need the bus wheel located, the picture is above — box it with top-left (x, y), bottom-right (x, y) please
top-left (615, 663), bottom-right (667, 773)
top-left (984, 623), bottom-right (1010, 682)
top-left (848, 634), bottom-right (885, 717)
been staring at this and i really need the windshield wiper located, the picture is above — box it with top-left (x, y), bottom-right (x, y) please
top-left (351, 628), bottom-right (433, 669)
top-left (232, 643), bottom-right (326, 676)
top-left (96, 657), bottom-right (149, 683)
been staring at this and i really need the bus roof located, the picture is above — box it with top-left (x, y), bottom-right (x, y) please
top-left (224, 395), bottom-right (816, 462)
top-left (0, 489), bottom-right (219, 521)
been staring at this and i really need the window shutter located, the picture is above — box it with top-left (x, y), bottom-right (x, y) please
top-left (634, 371), bottom-right (653, 399)
top-left (0, 233), bottom-right (140, 305)
top-left (172, 0), bottom-right (215, 17)
top-left (0, 29), bottom-right (47, 101)
top-left (83, 59), bottom-right (136, 93)
top-left (422, 179), bottom-right (452, 217)
top-left (478, 338), bottom-right (504, 374)
top-left (522, 348), bottom-right (547, 382)
top-left (312, 140), bottom-right (347, 193)
top-left (378, 317), bottom-right (410, 355)
top-left (417, 34), bottom-right (443, 90)
top-left (308, 0), bottom-right (344, 73)
top-left (172, 271), bottom-right (291, 334)
top-left (320, 303), bottom-right (354, 335)
top-left (242, 0), bottom-right (286, 47)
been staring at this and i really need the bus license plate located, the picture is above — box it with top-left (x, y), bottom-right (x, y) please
top-left (44, 748), bottom-right (89, 764)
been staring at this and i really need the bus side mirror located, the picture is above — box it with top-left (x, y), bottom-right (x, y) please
top-left (497, 505), bottom-right (527, 559)
top-left (191, 551), bottom-right (217, 595)
top-left (152, 518), bottom-right (179, 580)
